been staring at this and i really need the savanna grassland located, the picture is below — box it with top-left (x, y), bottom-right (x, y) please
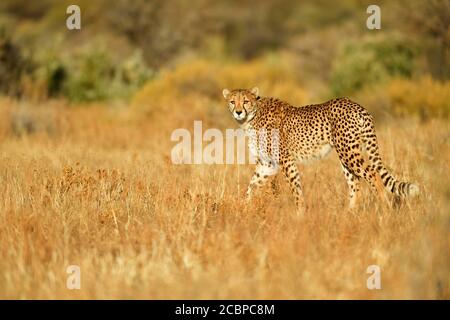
top-left (0, 68), bottom-right (448, 299)
top-left (0, 0), bottom-right (449, 300)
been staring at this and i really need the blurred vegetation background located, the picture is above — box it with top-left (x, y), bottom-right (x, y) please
top-left (1, 1), bottom-right (449, 300)
top-left (0, 0), bottom-right (449, 120)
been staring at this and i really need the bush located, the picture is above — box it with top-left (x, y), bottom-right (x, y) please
top-left (63, 50), bottom-right (111, 101)
top-left (31, 48), bottom-right (154, 103)
top-left (132, 56), bottom-right (309, 119)
top-left (0, 32), bottom-right (32, 97)
top-left (331, 36), bottom-right (416, 96)
top-left (354, 76), bottom-right (450, 121)
top-left (387, 76), bottom-right (450, 120)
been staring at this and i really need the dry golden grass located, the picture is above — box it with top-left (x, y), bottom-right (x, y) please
top-left (0, 96), bottom-right (448, 300)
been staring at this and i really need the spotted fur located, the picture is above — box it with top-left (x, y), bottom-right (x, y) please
top-left (222, 87), bottom-right (419, 212)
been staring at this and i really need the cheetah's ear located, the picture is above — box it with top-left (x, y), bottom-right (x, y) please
top-left (222, 88), bottom-right (230, 99)
top-left (251, 87), bottom-right (259, 97)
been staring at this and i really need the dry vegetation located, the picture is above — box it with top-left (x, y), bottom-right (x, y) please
top-left (0, 0), bottom-right (448, 301)
top-left (0, 88), bottom-right (448, 299)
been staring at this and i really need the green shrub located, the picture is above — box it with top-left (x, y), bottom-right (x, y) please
top-left (331, 36), bottom-right (416, 96)
top-left (0, 32), bottom-right (32, 97)
top-left (30, 47), bottom-right (154, 103)
top-left (64, 50), bottom-right (113, 102)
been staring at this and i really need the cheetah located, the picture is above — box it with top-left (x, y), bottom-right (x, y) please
top-left (222, 87), bottom-right (419, 212)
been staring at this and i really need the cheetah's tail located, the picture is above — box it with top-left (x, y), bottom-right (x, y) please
top-left (360, 113), bottom-right (419, 198)
top-left (378, 167), bottom-right (419, 197)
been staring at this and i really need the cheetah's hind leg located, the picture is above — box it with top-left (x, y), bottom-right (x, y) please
top-left (280, 155), bottom-right (306, 215)
top-left (336, 145), bottom-right (390, 210)
top-left (340, 163), bottom-right (361, 210)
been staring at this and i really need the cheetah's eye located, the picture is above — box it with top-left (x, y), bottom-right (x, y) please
top-left (230, 101), bottom-right (235, 104)
top-left (244, 100), bottom-right (250, 104)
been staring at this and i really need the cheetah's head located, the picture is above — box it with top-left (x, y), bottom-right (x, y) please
top-left (222, 87), bottom-right (259, 123)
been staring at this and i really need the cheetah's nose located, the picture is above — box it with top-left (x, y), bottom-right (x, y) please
top-left (235, 111), bottom-right (242, 115)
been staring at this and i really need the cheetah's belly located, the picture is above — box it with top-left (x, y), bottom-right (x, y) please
top-left (296, 143), bottom-right (333, 164)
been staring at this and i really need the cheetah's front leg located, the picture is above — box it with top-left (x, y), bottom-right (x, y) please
top-left (246, 161), bottom-right (278, 200)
